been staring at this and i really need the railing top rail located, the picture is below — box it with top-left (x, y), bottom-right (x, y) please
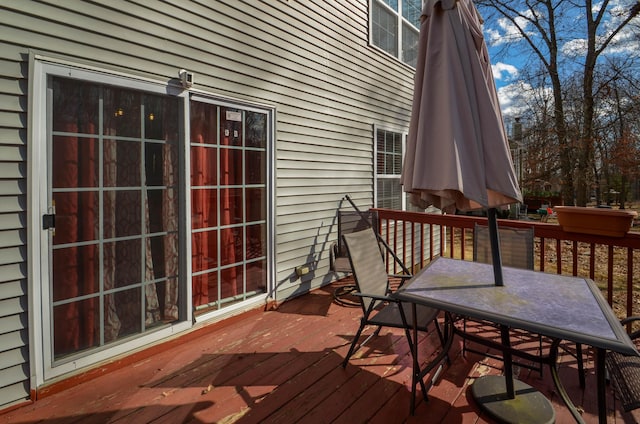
top-left (372, 208), bottom-right (640, 249)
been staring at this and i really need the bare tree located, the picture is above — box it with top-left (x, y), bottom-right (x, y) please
top-left (477, 0), bottom-right (640, 205)
top-left (596, 62), bottom-right (640, 207)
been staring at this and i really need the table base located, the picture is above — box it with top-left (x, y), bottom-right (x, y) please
top-left (471, 375), bottom-right (555, 424)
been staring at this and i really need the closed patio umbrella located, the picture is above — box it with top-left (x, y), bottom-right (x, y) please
top-left (401, 0), bottom-right (522, 286)
top-left (400, 2), bottom-right (548, 422)
top-left (402, 0), bottom-right (521, 212)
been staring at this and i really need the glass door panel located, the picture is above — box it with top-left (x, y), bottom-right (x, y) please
top-left (190, 100), bottom-right (268, 313)
top-left (49, 77), bottom-right (182, 360)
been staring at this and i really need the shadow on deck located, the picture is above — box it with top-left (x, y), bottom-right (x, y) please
top-left (1, 278), bottom-right (638, 423)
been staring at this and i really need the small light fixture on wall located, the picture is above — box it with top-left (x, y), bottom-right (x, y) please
top-left (179, 69), bottom-right (194, 89)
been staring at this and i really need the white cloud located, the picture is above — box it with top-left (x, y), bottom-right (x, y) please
top-left (485, 27), bottom-right (502, 45)
top-left (497, 82), bottom-right (531, 118)
top-left (496, 81), bottom-right (553, 120)
top-left (492, 62), bottom-right (519, 81)
top-left (562, 0), bottom-right (640, 58)
top-left (561, 38), bottom-right (588, 57)
top-left (486, 13), bottom-right (534, 46)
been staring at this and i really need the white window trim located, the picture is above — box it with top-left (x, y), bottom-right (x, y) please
top-left (368, 0), bottom-right (421, 68)
top-left (373, 124), bottom-right (408, 210)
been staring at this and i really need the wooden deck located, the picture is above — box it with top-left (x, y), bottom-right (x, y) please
top-left (1, 278), bottom-right (638, 424)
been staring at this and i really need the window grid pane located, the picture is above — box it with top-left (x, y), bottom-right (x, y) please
top-left (402, 0), bottom-right (422, 27)
top-left (376, 128), bottom-right (404, 210)
top-left (372, 1), bottom-right (398, 57)
top-left (377, 178), bottom-right (403, 210)
top-left (402, 23), bottom-right (420, 68)
top-left (377, 129), bottom-right (403, 177)
top-left (190, 101), bottom-right (268, 313)
top-left (50, 77), bottom-right (181, 360)
top-left (371, 0), bottom-right (420, 66)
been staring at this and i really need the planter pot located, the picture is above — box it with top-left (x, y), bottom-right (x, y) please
top-left (555, 206), bottom-right (637, 237)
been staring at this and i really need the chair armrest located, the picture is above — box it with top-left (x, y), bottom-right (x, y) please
top-left (389, 274), bottom-right (413, 280)
top-left (392, 274), bottom-right (413, 289)
top-left (621, 316), bottom-right (640, 340)
top-left (352, 292), bottom-right (396, 303)
top-left (620, 316), bottom-right (640, 325)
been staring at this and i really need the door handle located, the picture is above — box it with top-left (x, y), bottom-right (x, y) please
top-left (43, 214), bottom-right (56, 230)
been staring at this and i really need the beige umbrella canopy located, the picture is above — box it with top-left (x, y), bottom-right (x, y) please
top-left (401, 0), bottom-right (522, 213)
top-left (400, 4), bottom-right (549, 419)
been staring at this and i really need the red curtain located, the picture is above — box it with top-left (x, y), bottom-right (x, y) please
top-left (52, 81), bottom-right (180, 356)
top-left (52, 81), bottom-right (99, 357)
top-left (191, 103), bottom-right (243, 307)
top-left (191, 101), bottom-right (218, 306)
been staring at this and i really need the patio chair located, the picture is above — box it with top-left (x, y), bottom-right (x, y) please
top-left (330, 209), bottom-right (376, 273)
top-left (473, 223), bottom-right (534, 269)
top-left (606, 316), bottom-right (640, 412)
top-left (341, 227), bottom-right (444, 370)
top-left (468, 224), bottom-right (585, 385)
top-left (330, 209), bottom-right (378, 306)
top-left (464, 224), bottom-right (538, 369)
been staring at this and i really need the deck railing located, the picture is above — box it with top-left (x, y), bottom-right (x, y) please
top-left (373, 208), bottom-right (640, 320)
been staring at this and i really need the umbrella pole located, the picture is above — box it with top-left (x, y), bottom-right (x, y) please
top-left (472, 211), bottom-right (556, 424)
top-left (487, 208), bottom-right (504, 286)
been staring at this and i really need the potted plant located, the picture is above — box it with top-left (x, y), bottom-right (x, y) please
top-left (554, 206), bottom-right (637, 237)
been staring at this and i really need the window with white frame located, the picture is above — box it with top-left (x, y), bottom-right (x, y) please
top-left (375, 128), bottom-right (404, 209)
top-left (370, 0), bottom-right (422, 67)
top-left (375, 127), bottom-right (425, 212)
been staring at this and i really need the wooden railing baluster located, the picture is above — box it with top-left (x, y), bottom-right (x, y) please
top-left (372, 208), bottom-right (640, 319)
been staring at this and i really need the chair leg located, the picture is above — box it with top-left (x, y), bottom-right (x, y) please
top-left (559, 341), bottom-right (585, 388)
top-left (462, 317), bottom-right (468, 357)
top-left (538, 335), bottom-right (544, 377)
top-left (433, 319), bottom-right (450, 365)
top-left (401, 326), bottom-right (429, 402)
top-left (576, 343), bottom-right (585, 388)
top-left (342, 321), bottom-right (366, 368)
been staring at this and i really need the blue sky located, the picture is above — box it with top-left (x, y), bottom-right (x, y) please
top-left (479, 1), bottom-right (640, 120)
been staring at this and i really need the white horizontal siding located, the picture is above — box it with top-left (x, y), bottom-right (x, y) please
top-left (0, 348), bottom-right (27, 371)
top-left (0, 30), bottom-right (28, 408)
top-left (0, 129), bottom-right (26, 147)
top-left (0, 146), bottom-right (25, 163)
top-left (0, 280), bottom-right (26, 300)
top-left (0, 365), bottom-right (28, 395)
top-left (0, 0), bottom-right (420, 401)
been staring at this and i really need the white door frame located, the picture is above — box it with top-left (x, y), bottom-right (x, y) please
top-left (28, 57), bottom-right (193, 385)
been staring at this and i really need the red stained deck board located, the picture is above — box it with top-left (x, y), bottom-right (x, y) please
top-left (260, 361), bottom-right (361, 423)
top-left (0, 281), bottom-right (625, 424)
top-left (302, 366), bottom-right (382, 423)
top-left (233, 349), bottom-right (346, 423)
top-left (334, 375), bottom-right (407, 423)
top-left (367, 385), bottom-right (420, 424)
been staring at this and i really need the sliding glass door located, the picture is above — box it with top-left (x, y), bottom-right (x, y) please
top-left (39, 67), bottom-right (272, 377)
top-left (190, 99), bottom-right (268, 314)
top-left (48, 77), bottom-right (182, 360)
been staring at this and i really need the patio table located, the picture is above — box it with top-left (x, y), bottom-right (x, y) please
top-left (393, 256), bottom-right (638, 424)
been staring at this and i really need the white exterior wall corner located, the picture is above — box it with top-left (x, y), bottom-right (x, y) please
top-left (0, 0), bottom-right (416, 407)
